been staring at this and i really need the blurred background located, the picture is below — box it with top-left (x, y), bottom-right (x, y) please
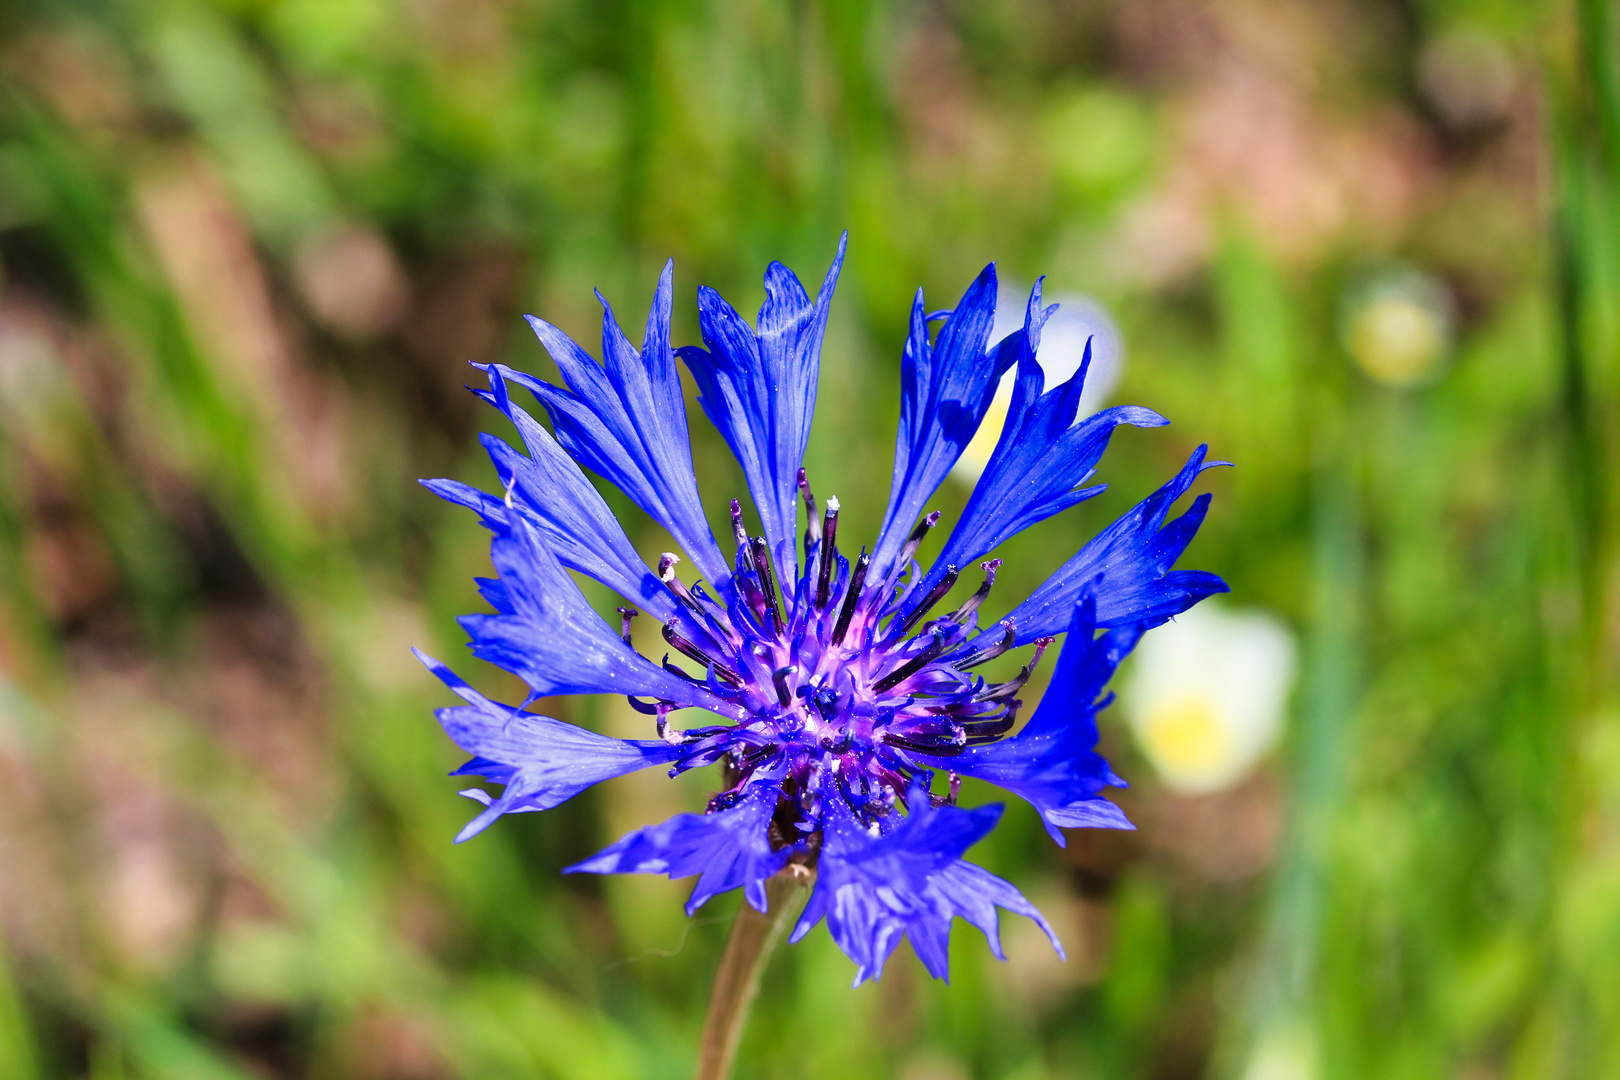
top-left (0, 0), bottom-right (1616, 1077)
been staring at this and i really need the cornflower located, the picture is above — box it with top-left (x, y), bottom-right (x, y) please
top-left (418, 235), bottom-right (1224, 1007)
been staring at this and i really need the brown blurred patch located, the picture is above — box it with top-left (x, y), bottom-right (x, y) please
top-left (397, 245), bottom-right (525, 443)
top-left (184, 604), bottom-right (336, 822)
top-left (1140, 768), bottom-right (1284, 885)
top-left (1147, 975), bottom-right (1220, 1080)
top-left (1095, 0), bottom-right (1441, 282)
top-left (337, 1008), bottom-right (450, 1080)
top-left (209, 1002), bottom-right (309, 1080)
top-left (22, 488), bottom-right (118, 631)
top-left (1064, 802), bottom-right (1146, 899)
top-left (290, 77), bottom-right (389, 166)
top-left (85, 760), bottom-right (217, 972)
top-left (3, 26), bottom-right (138, 144)
top-left (293, 224), bottom-right (409, 344)
top-left (135, 152), bottom-right (355, 523)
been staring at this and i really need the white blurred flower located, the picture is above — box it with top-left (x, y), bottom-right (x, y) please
top-left (1341, 268), bottom-right (1453, 388)
top-left (953, 290), bottom-right (1124, 483)
top-left (1124, 603), bottom-right (1296, 796)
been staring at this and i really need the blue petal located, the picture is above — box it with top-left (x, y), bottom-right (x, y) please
top-left (428, 365), bottom-right (686, 627)
top-left (973, 446), bottom-right (1229, 647)
top-left (565, 773), bottom-right (794, 914)
top-left (415, 650), bottom-right (684, 843)
top-left (791, 780), bottom-right (1061, 985)
top-left (498, 261), bottom-right (731, 591)
top-left (871, 264), bottom-right (1014, 577)
top-left (459, 511), bottom-right (740, 716)
top-left (926, 600), bottom-right (1141, 846)
top-left (919, 283), bottom-right (1167, 597)
top-left (680, 234), bottom-right (847, 585)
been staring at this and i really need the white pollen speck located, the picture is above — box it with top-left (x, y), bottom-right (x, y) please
top-left (827, 496), bottom-right (840, 511)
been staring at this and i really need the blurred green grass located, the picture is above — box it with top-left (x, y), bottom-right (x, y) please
top-left (0, 0), bottom-right (1615, 1078)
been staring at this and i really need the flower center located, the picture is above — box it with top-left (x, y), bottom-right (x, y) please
top-left (627, 471), bottom-right (1051, 825)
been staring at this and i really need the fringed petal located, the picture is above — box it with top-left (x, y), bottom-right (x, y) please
top-left (917, 283), bottom-right (1166, 602)
top-left (495, 261), bottom-right (731, 590)
top-left (870, 265), bottom-right (1012, 577)
top-left (458, 512), bottom-right (739, 716)
top-left (972, 446), bottom-right (1230, 647)
top-left (416, 651), bottom-right (684, 843)
top-left (679, 234), bottom-right (847, 585)
top-left (565, 773), bottom-right (793, 915)
top-left (926, 599), bottom-right (1141, 846)
top-left (792, 781), bottom-right (1060, 985)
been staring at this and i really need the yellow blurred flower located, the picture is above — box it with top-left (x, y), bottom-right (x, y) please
top-left (1342, 270), bottom-right (1453, 388)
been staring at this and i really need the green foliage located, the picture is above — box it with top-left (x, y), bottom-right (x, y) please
top-left (0, 1), bottom-right (1613, 1078)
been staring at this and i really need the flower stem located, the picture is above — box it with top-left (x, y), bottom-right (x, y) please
top-left (694, 868), bottom-right (811, 1080)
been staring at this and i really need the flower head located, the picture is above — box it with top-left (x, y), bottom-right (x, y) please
top-left (419, 235), bottom-right (1226, 984)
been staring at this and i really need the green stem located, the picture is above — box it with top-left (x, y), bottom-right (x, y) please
top-left (694, 868), bottom-right (810, 1080)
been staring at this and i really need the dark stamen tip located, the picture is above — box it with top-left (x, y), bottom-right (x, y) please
top-left (895, 564), bottom-right (959, 637)
top-left (832, 550), bottom-right (870, 645)
top-left (772, 665), bottom-right (797, 708)
top-left (663, 620), bottom-right (743, 686)
top-left (815, 497), bottom-right (841, 610)
top-left (872, 627), bottom-right (947, 694)
top-left (749, 537), bottom-right (786, 635)
top-left (952, 621), bottom-right (1017, 670)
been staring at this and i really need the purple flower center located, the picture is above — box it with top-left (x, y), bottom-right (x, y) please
top-left (639, 476), bottom-right (1050, 836)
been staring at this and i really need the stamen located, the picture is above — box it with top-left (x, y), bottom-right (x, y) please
top-left (950, 559), bottom-right (1001, 624)
top-left (798, 468), bottom-right (820, 558)
top-left (872, 627), bottom-right (947, 693)
top-left (951, 622), bottom-right (1016, 669)
top-left (883, 733), bottom-right (962, 757)
top-left (658, 554), bottom-right (736, 647)
top-left (972, 635), bottom-right (1052, 701)
top-left (949, 772), bottom-right (961, 804)
top-left (772, 665), bottom-right (797, 708)
top-left (895, 511), bottom-right (941, 572)
top-left (816, 496), bottom-right (841, 609)
top-left (663, 622), bottom-right (743, 686)
top-left (750, 536), bottom-right (786, 635)
top-left (659, 553), bottom-right (701, 612)
top-left (832, 551), bottom-right (870, 646)
top-left (617, 606), bottom-right (637, 645)
top-left (961, 714), bottom-right (1017, 741)
top-left (730, 499), bottom-right (749, 550)
top-left (893, 565), bottom-right (959, 637)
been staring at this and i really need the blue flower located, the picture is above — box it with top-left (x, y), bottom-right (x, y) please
top-left (419, 236), bottom-right (1226, 985)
